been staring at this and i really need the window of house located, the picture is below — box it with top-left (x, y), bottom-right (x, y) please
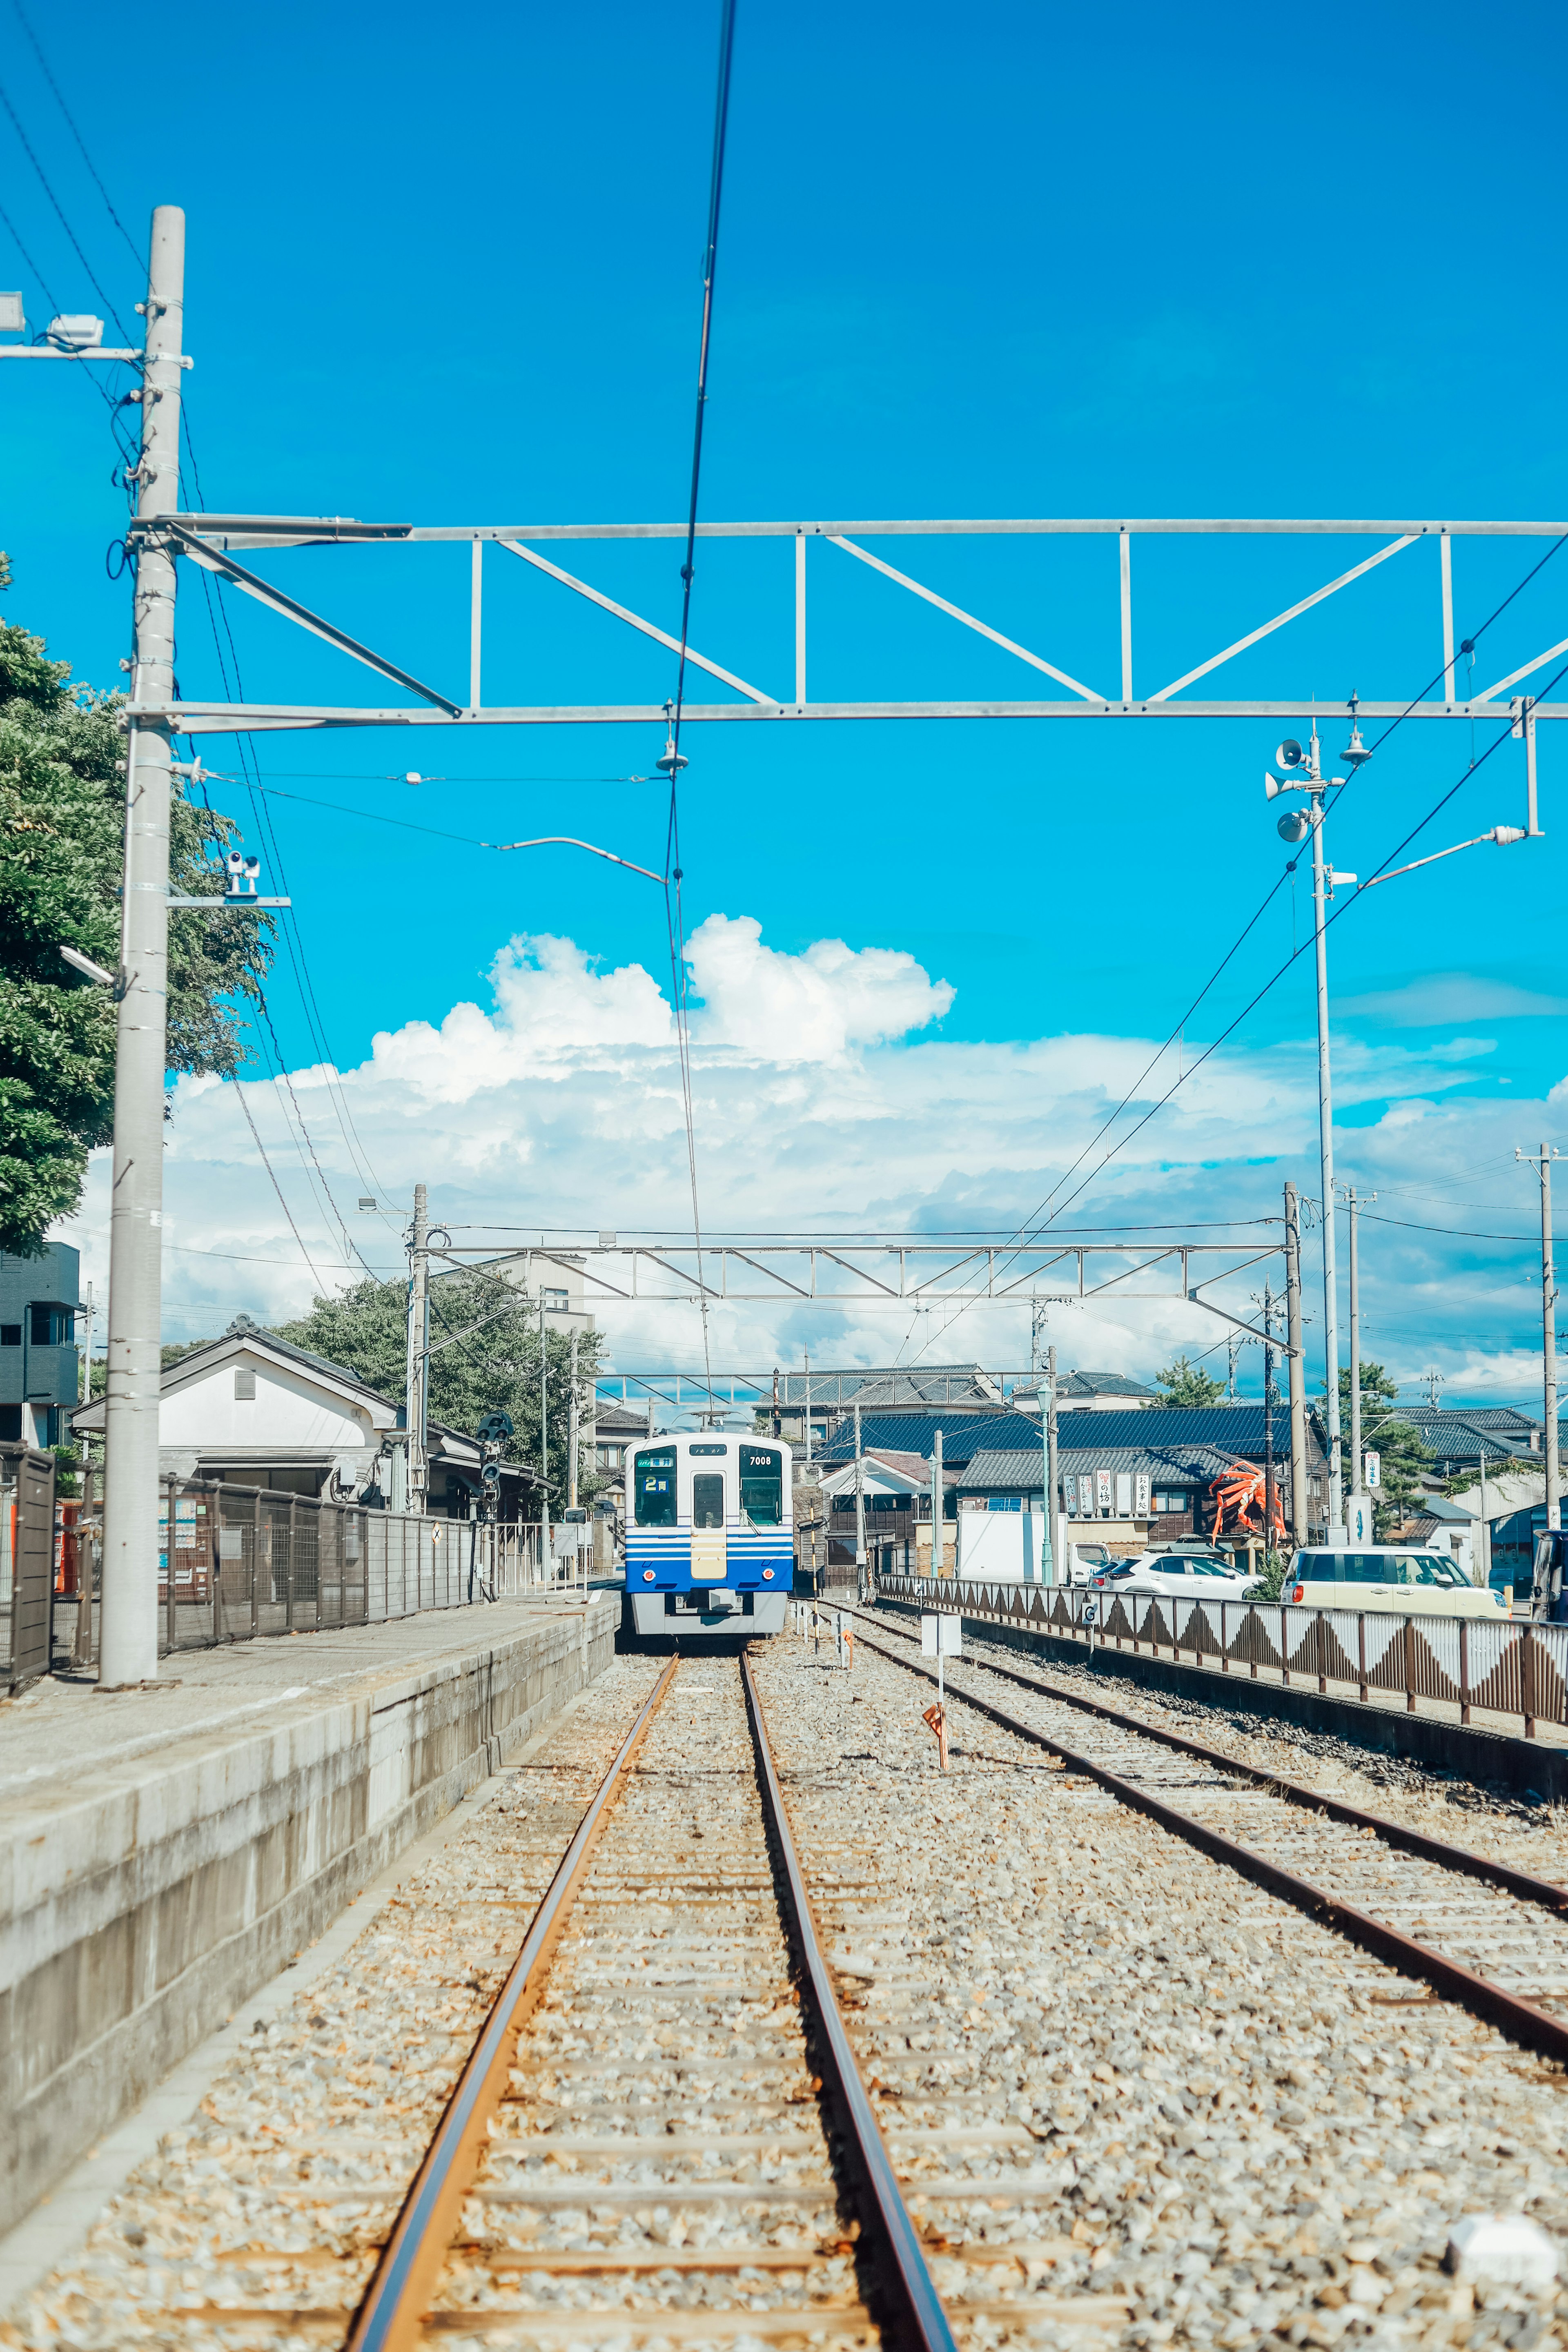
top-left (1153, 1490), bottom-right (1187, 1514)
top-left (29, 1305), bottom-right (73, 1346)
top-left (0, 1325), bottom-right (19, 1348)
top-left (542, 1287), bottom-right (569, 1313)
top-left (0, 1405), bottom-right (20, 1441)
top-left (987, 1495), bottom-right (1022, 1512)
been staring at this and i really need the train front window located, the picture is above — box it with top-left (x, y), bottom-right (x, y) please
top-left (692, 1473), bottom-right (726, 1529)
top-left (634, 1450), bottom-right (677, 1527)
top-left (739, 1446), bottom-right (782, 1526)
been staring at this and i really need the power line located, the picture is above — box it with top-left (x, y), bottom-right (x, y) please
top-left (659, 0), bottom-right (739, 1420)
top-left (7, 0), bottom-right (144, 271)
top-left (231, 1077), bottom-right (327, 1294)
top-left (0, 78), bottom-right (136, 343)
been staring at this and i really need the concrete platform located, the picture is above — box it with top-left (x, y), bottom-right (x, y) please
top-left (0, 1594), bottom-right (616, 2237)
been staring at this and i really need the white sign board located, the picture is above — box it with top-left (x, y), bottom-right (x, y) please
top-left (1346, 1493), bottom-right (1374, 1546)
top-left (1363, 1450), bottom-right (1381, 1490)
top-left (921, 1611), bottom-right (962, 1657)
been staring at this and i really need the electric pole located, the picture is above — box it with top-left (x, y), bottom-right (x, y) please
top-left (853, 1401), bottom-right (866, 1597)
top-left (404, 1183), bottom-right (429, 1515)
top-left (1262, 1282), bottom-right (1276, 1548)
top-left (1284, 1182), bottom-right (1307, 1540)
top-left (1308, 740), bottom-right (1345, 1528)
top-left (1045, 1341), bottom-right (1058, 1585)
top-left (538, 1288), bottom-right (551, 1570)
top-left (98, 207), bottom-right (185, 1688)
top-left (1518, 1143), bottom-right (1561, 1533)
top-left (567, 1327), bottom-right (580, 1513)
top-left (1343, 1184), bottom-right (1374, 1510)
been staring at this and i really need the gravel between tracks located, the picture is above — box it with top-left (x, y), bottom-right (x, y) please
top-left (0, 1659), bottom-right (666, 2352)
top-left (757, 1620), bottom-right (1568, 2352)
top-left (933, 1616), bottom-right (1568, 1862)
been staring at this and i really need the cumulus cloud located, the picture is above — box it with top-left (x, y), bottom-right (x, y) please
top-left (56, 912), bottom-right (1557, 1393)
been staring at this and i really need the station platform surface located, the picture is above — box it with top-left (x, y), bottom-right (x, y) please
top-left (0, 1595), bottom-right (598, 1796)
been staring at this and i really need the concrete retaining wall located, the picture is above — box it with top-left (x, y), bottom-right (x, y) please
top-left (0, 1597), bottom-right (615, 2236)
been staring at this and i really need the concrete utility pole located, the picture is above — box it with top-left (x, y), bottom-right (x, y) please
top-left (538, 1290), bottom-right (551, 1568)
top-left (802, 1350), bottom-right (812, 1465)
top-left (567, 1328), bottom-right (580, 1512)
top-left (1344, 1184), bottom-right (1374, 1508)
top-left (1308, 737), bottom-right (1345, 1530)
top-left (1518, 1143), bottom-right (1561, 1532)
top-left (405, 1184), bottom-right (430, 1515)
top-left (99, 207), bottom-right (185, 1688)
top-left (931, 1427), bottom-right (944, 1577)
top-left (1045, 1343), bottom-right (1059, 1584)
top-left (1262, 1283), bottom-right (1276, 1547)
top-left (1284, 1183), bottom-right (1307, 1539)
top-left (853, 1402), bottom-right (866, 1596)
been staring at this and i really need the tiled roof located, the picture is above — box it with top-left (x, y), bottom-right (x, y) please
top-left (960, 1443), bottom-right (1255, 1491)
top-left (779, 1363), bottom-right (1002, 1407)
top-left (813, 1409), bottom-right (1043, 1465)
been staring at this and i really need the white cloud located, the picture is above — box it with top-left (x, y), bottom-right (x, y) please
top-left (1338, 972), bottom-right (1568, 1024)
top-left (56, 913), bottom-right (1562, 1397)
top-left (686, 913), bottom-right (955, 1060)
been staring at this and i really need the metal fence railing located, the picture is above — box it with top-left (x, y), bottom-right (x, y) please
top-left (876, 1569), bottom-right (1565, 1741)
top-left (2, 1445), bottom-right (55, 1693)
top-left (58, 1477), bottom-right (568, 1665)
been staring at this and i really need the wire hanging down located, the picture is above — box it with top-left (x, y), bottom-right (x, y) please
top-left (660, 0), bottom-right (740, 1420)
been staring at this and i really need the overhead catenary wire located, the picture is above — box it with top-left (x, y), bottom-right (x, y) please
top-left (658, 0), bottom-right (740, 1421)
top-left (0, 78), bottom-right (136, 344)
top-left (7, 0), bottom-right (145, 271)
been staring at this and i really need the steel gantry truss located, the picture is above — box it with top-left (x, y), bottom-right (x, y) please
top-left (429, 1234), bottom-right (1298, 1355)
top-left (125, 512), bottom-right (1568, 735)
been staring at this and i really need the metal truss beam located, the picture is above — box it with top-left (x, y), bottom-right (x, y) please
top-left (428, 1238), bottom-right (1298, 1355)
top-left (129, 511), bottom-right (1568, 739)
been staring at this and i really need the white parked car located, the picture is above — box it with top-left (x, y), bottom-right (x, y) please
top-left (1091, 1550), bottom-right (1258, 1601)
top-left (1287, 1546), bottom-right (1504, 1618)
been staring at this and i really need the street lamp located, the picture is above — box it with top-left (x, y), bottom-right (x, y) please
top-left (1264, 723), bottom-right (1358, 1531)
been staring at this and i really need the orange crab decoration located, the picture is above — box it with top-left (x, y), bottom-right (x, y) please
top-left (1209, 1460), bottom-right (1286, 1539)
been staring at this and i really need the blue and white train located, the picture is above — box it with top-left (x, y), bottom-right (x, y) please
top-left (624, 1432), bottom-right (794, 1636)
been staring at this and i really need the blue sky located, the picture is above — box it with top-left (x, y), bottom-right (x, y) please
top-left (4, 0), bottom-right (1565, 1397)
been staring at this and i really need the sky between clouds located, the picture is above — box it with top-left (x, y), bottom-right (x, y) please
top-left (62, 912), bottom-right (1565, 1405)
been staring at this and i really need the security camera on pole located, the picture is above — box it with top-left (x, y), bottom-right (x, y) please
top-left (1264, 717), bottom-right (1363, 1539)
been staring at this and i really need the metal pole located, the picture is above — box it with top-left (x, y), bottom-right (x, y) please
top-left (1045, 1342), bottom-right (1058, 1584)
top-left (1285, 1181), bottom-right (1307, 1540)
top-left (539, 1288), bottom-right (551, 1572)
top-left (1263, 1283), bottom-right (1276, 1550)
top-left (405, 1183), bottom-right (429, 1514)
top-left (804, 1350), bottom-right (811, 1465)
top-left (1309, 748), bottom-right (1344, 1526)
top-left (1347, 1185), bottom-right (1361, 1502)
top-left (1519, 1143), bottom-right (1563, 1535)
top-left (853, 1401), bottom-right (866, 1596)
top-left (99, 205), bottom-right (185, 1690)
top-left (932, 1427), bottom-right (944, 1578)
top-left (568, 1327), bottom-right (579, 1512)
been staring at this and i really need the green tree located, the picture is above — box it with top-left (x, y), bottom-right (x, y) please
top-left (1155, 1353), bottom-right (1226, 1408)
top-left (276, 1268), bottom-right (604, 1506)
top-left (0, 564), bottom-right (273, 1253)
top-left (1333, 1360), bottom-right (1432, 1536)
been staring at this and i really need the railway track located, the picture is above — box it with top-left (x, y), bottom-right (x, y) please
top-left (853, 1603), bottom-right (1568, 2061)
top-left (349, 1646), bottom-right (954, 2351)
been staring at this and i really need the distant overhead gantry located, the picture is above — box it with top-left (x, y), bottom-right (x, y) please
top-left (429, 1234), bottom-right (1296, 1354)
top-left (125, 513), bottom-right (1568, 735)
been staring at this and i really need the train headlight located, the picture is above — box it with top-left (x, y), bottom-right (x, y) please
top-left (642, 1569), bottom-right (655, 1583)
top-left (762, 1568), bottom-right (774, 1580)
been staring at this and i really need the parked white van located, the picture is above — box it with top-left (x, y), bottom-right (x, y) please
top-left (1287, 1547), bottom-right (1506, 1617)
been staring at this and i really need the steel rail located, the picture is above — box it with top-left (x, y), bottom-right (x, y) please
top-left (853, 1622), bottom-right (1568, 2070)
top-left (344, 1655), bottom-right (680, 2352)
top-left (852, 1608), bottom-right (1568, 1915)
top-left (740, 1645), bottom-right (958, 2352)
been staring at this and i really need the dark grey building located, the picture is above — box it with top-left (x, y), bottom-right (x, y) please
top-left (0, 1243), bottom-right (82, 1449)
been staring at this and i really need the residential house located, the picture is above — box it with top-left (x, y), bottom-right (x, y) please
top-left (768, 1365), bottom-right (1004, 1453)
top-left (0, 1243), bottom-right (82, 1450)
top-left (1011, 1369), bottom-right (1160, 1414)
top-left (72, 1323), bottom-right (540, 1519)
